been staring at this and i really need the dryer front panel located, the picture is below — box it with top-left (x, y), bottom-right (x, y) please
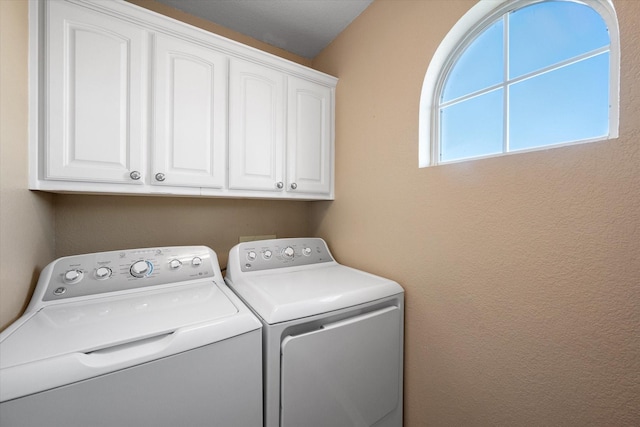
top-left (280, 306), bottom-right (402, 427)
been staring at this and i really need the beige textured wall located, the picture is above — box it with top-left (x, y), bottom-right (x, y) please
top-left (0, 0), bottom-right (55, 331)
top-left (311, 0), bottom-right (640, 425)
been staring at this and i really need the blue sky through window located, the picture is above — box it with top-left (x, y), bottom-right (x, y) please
top-left (439, 0), bottom-right (610, 163)
top-left (442, 19), bottom-right (503, 102)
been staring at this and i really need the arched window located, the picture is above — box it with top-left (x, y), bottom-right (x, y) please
top-left (419, 0), bottom-right (619, 167)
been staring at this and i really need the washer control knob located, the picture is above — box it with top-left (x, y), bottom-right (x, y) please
top-left (302, 247), bottom-right (312, 256)
top-left (282, 246), bottom-right (295, 259)
top-left (95, 267), bottom-right (112, 280)
top-left (63, 269), bottom-right (83, 284)
top-left (169, 259), bottom-right (182, 270)
top-left (192, 257), bottom-right (203, 267)
top-left (263, 250), bottom-right (273, 260)
top-left (247, 251), bottom-right (257, 261)
top-left (130, 260), bottom-right (152, 278)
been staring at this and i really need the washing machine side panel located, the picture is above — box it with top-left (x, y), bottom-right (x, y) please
top-left (263, 324), bottom-right (286, 427)
top-left (280, 306), bottom-right (402, 427)
top-left (0, 330), bottom-right (262, 427)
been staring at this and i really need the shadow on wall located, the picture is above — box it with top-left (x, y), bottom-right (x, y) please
top-left (53, 194), bottom-right (314, 267)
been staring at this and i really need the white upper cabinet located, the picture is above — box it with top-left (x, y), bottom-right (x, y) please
top-left (153, 34), bottom-right (227, 189)
top-left (287, 77), bottom-right (333, 195)
top-left (228, 60), bottom-right (333, 197)
top-left (31, 0), bottom-right (337, 200)
top-left (45, 1), bottom-right (146, 184)
top-left (228, 58), bottom-right (285, 192)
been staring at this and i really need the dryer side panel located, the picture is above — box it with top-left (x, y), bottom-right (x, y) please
top-left (280, 306), bottom-right (402, 427)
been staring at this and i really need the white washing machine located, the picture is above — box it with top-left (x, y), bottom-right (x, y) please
top-left (0, 246), bottom-right (262, 427)
top-left (225, 238), bottom-right (404, 427)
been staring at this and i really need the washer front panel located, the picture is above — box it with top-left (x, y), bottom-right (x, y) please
top-left (0, 328), bottom-right (263, 427)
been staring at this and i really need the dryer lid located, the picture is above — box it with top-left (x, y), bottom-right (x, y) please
top-left (226, 264), bottom-right (403, 324)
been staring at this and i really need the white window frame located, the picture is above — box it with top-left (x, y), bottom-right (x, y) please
top-left (418, 0), bottom-right (620, 167)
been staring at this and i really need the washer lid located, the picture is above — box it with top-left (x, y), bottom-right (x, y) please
top-left (0, 280), bottom-right (247, 370)
top-left (0, 280), bottom-right (262, 402)
top-left (227, 263), bottom-right (403, 324)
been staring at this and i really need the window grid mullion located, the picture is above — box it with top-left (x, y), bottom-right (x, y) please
top-left (503, 13), bottom-right (510, 154)
top-left (439, 45), bottom-right (608, 110)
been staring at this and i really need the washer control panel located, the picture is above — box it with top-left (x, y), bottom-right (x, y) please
top-left (237, 238), bottom-right (334, 272)
top-left (42, 246), bottom-right (216, 301)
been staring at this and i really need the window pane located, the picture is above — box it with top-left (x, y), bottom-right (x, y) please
top-left (440, 89), bottom-right (504, 162)
top-left (509, 1), bottom-right (609, 78)
top-left (442, 19), bottom-right (503, 102)
top-left (509, 52), bottom-right (609, 151)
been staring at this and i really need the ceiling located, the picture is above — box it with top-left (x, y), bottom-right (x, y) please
top-left (152, 0), bottom-right (374, 59)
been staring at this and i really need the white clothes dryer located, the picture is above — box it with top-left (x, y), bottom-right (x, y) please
top-left (0, 246), bottom-right (262, 427)
top-left (225, 238), bottom-right (404, 427)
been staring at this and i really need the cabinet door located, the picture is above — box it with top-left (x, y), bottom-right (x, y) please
top-left (286, 77), bottom-right (333, 195)
top-left (153, 34), bottom-right (227, 189)
top-left (46, 1), bottom-right (146, 184)
top-left (228, 59), bottom-right (285, 192)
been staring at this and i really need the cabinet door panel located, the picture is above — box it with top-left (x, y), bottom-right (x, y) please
top-left (46, 2), bottom-right (145, 183)
top-left (228, 59), bottom-right (285, 192)
top-left (153, 34), bottom-right (227, 188)
top-left (287, 77), bottom-right (332, 195)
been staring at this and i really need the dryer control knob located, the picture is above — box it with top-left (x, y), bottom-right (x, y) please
top-left (192, 257), bottom-right (203, 267)
top-left (130, 260), bottom-right (152, 278)
top-left (169, 259), bottom-right (182, 270)
top-left (282, 246), bottom-right (295, 259)
top-left (247, 251), bottom-right (257, 261)
top-left (302, 247), bottom-right (312, 256)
